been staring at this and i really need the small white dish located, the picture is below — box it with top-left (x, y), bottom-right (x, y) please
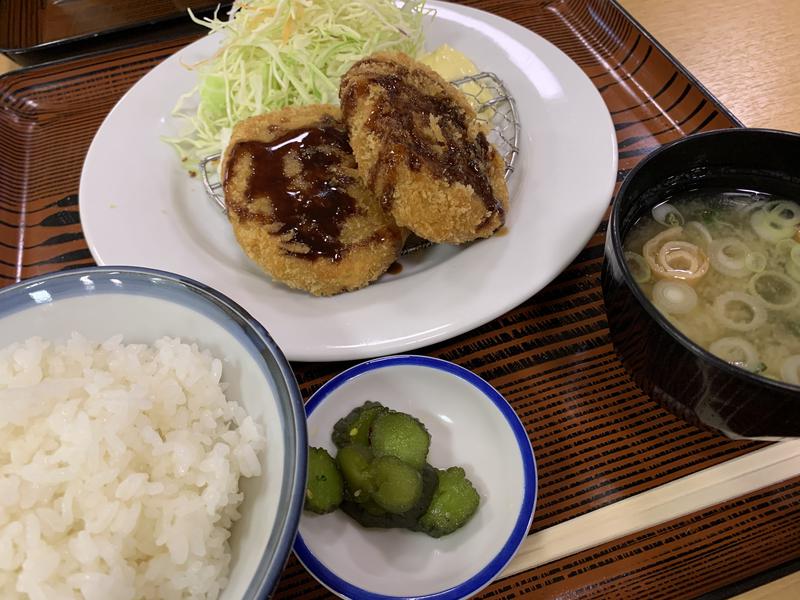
top-left (79, 0), bottom-right (617, 362)
top-left (294, 355), bottom-right (537, 599)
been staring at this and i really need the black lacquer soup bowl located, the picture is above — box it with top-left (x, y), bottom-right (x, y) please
top-left (602, 128), bottom-right (800, 439)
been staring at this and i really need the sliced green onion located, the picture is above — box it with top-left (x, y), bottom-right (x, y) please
top-left (624, 251), bottom-right (651, 284)
top-left (709, 337), bottom-right (760, 371)
top-left (751, 208), bottom-right (796, 242)
top-left (652, 203), bottom-right (684, 227)
top-left (708, 237), bottom-right (750, 278)
top-left (747, 270), bottom-right (799, 310)
top-left (766, 200), bottom-right (800, 226)
top-left (652, 280), bottom-right (698, 315)
top-left (712, 291), bottom-right (767, 332)
top-left (745, 251), bottom-right (767, 273)
top-left (776, 238), bottom-right (798, 255)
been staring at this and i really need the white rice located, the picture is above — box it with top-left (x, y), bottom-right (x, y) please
top-left (0, 334), bottom-right (266, 600)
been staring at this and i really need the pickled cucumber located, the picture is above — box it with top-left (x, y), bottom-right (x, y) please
top-left (337, 444), bottom-right (374, 502)
top-left (305, 447), bottom-right (344, 514)
top-left (370, 411), bottom-right (430, 470)
top-left (405, 463), bottom-right (439, 522)
top-left (332, 401), bottom-right (387, 448)
top-left (418, 466), bottom-right (480, 537)
top-left (370, 455), bottom-right (423, 514)
top-left (341, 464), bottom-right (438, 529)
top-left (314, 400), bottom-right (480, 538)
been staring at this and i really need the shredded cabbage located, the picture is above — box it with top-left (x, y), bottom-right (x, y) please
top-left (165, 0), bottom-right (431, 173)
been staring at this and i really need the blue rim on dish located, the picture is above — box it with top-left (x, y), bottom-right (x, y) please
top-left (294, 355), bottom-right (537, 600)
top-left (0, 266), bottom-right (308, 599)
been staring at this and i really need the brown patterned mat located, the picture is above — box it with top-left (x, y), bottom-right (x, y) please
top-left (1, 1), bottom-right (797, 597)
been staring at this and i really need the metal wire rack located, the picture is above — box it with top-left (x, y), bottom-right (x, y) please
top-left (452, 71), bottom-right (520, 180)
top-left (199, 71), bottom-right (519, 216)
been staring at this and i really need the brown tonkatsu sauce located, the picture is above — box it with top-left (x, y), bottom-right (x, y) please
top-left (225, 125), bottom-right (357, 261)
top-left (386, 261), bottom-right (403, 275)
top-left (341, 60), bottom-right (502, 220)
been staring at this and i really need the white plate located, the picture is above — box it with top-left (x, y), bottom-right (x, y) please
top-left (79, 1), bottom-right (617, 362)
top-left (295, 356), bottom-right (537, 599)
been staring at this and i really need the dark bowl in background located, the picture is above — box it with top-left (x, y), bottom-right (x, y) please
top-left (0, 1), bottom-right (232, 66)
top-left (602, 128), bottom-right (800, 440)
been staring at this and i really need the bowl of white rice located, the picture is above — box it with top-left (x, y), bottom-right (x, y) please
top-left (0, 266), bottom-right (307, 600)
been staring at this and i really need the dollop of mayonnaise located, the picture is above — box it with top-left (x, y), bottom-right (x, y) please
top-left (420, 44), bottom-right (495, 116)
top-left (420, 43), bottom-right (479, 80)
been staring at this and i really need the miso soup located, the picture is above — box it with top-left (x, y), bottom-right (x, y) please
top-left (623, 190), bottom-right (800, 386)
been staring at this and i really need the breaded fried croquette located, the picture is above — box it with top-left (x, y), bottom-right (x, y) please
top-left (340, 52), bottom-right (509, 244)
top-left (222, 105), bottom-right (406, 296)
